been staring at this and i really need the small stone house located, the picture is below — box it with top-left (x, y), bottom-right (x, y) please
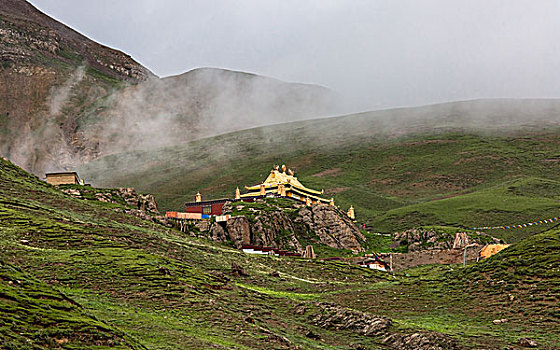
top-left (45, 172), bottom-right (84, 186)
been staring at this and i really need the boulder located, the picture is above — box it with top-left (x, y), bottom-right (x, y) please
top-left (517, 338), bottom-right (538, 348)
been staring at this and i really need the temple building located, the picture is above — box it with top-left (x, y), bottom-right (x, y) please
top-left (240, 164), bottom-right (333, 205)
top-left (171, 164), bottom-right (355, 220)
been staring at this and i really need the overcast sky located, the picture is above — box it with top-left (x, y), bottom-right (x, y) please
top-left (28, 0), bottom-right (560, 111)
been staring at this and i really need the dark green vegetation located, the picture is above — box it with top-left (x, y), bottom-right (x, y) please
top-left (81, 100), bottom-right (560, 244)
top-left (3, 147), bottom-right (560, 348)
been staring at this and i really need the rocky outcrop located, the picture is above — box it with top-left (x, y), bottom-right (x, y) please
top-left (61, 186), bottom-right (158, 213)
top-left (382, 332), bottom-right (461, 350)
top-left (392, 228), bottom-right (501, 252)
top-left (297, 205), bottom-right (365, 252)
top-left (309, 303), bottom-right (461, 350)
top-left (517, 337), bottom-right (538, 348)
top-left (312, 303), bottom-right (392, 336)
top-left (224, 216), bottom-right (251, 248)
top-left (203, 199), bottom-right (365, 254)
top-left (114, 187), bottom-right (158, 213)
top-left (209, 208), bottom-right (302, 252)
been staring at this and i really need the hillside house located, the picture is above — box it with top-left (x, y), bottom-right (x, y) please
top-left (184, 192), bottom-right (229, 217)
top-left (45, 172), bottom-right (84, 186)
top-left (358, 256), bottom-right (389, 272)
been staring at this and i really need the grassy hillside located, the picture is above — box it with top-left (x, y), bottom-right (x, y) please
top-left (2, 158), bottom-right (559, 348)
top-left (80, 101), bottom-right (560, 242)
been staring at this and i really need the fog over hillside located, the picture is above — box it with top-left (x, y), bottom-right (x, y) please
top-left (79, 67), bottom-right (345, 157)
top-left (5, 0), bottom-right (560, 179)
top-left (80, 98), bottom-right (560, 191)
top-left (0, 1), bottom-right (345, 174)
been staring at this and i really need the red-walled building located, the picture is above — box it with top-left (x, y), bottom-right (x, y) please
top-left (185, 198), bottom-right (230, 216)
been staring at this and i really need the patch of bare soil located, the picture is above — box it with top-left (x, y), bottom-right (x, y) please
top-left (311, 168), bottom-right (342, 177)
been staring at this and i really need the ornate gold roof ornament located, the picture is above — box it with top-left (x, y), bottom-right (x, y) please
top-left (347, 205), bottom-right (355, 220)
top-left (195, 192), bottom-right (202, 203)
top-left (260, 184), bottom-right (266, 196)
top-left (306, 197), bottom-right (312, 206)
top-left (329, 198), bottom-right (335, 206)
top-left (281, 164), bottom-right (287, 173)
top-left (235, 187), bottom-right (241, 200)
top-left (287, 168), bottom-right (294, 176)
top-left (274, 165), bottom-right (279, 171)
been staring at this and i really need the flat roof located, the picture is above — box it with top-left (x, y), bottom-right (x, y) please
top-left (45, 172), bottom-right (79, 176)
top-left (185, 198), bottom-right (231, 206)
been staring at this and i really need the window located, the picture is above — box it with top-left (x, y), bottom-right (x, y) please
top-left (202, 205), bottom-right (212, 215)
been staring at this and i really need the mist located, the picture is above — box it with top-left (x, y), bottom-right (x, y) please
top-left (6, 0), bottom-right (560, 178)
top-left (79, 67), bottom-right (345, 157)
top-left (49, 65), bottom-right (85, 115)
top-left (27, 0), bottom-right (560, 112)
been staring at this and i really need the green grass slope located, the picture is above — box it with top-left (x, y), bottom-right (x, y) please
top-left (2, 155), bottom-right (560, 348)
top-left (0, 157), bottom-right (392, 349)
top-left (80, 102), bottom-right (560, 242)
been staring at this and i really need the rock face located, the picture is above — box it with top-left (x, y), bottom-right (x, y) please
top-left (392, 228), bottom-right (501, 252)
top-left (382, 229), bottom-right (504, 271)
top-left (61, 186), bottom-right (158, 213)
top-left (115, 188), bottom-right (158, 213)
top-left (204, 199), bottom-right (365, 253)
top-left (517, 337), bottom-right (538, 348)
top-left (296, 205), bottom-right (365, 251)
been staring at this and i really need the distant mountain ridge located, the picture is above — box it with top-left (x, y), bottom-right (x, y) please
top-left (0, 0), bottom-right (153, 81)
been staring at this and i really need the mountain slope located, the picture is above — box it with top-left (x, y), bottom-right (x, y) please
top-left (1, 1), bottom-right (344, 176)
top-left (79, 99), bottom-right (560, 241)
top-left (0, 0), bottom-right (153, 173)
top-left (1, 157), bottom-right (559, 348)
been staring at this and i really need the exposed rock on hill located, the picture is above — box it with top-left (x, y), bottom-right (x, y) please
top-left (382, 332), bottom-right (461, 350)
top-left (310, 302), bottom-right (461, 350)
top-left (297, 204), bottom-right (365, 251)
top-left (60, 186), bottom-right (158, 213)
top-left (59, 185), bottom-right (163, 223)
top-left (392, 228), bottom-right (501, 252)
top-left (312, 303), bottom-right (392, 336)
top-left (204, 199), bottom-right (365, 253)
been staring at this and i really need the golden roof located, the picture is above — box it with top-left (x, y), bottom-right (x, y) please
top-left (245, 166), bottom-right (323, 196)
